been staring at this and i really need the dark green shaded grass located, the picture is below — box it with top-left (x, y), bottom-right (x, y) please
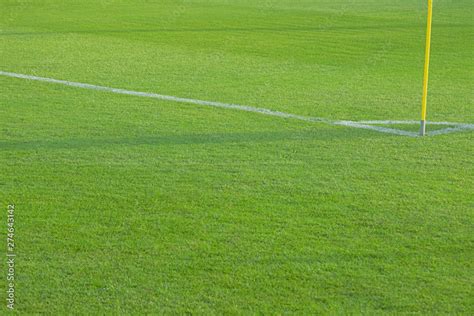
top-left (1, 1), bottom-right (473, 314)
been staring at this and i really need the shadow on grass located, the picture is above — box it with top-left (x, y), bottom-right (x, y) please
top-left (0, 128), bottom-right (374, 151)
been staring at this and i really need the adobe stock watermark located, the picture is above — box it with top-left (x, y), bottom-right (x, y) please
top-left (6, 204), bottom-right (15, 310)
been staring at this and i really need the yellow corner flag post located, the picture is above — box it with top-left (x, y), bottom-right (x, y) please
top-left (420, 0), bottom-right (434, 136)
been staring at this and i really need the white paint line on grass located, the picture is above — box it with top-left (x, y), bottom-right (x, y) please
top-left (332, 121), bottom-right (419, 137)
top-left (357, 120), bottom-right (474, 128)
top-left (0, 71), bottom-right (327, 124)
top-left (1, 70), bottom-right (473, 137)
top-left (353, 120), bottom-right (474, 136)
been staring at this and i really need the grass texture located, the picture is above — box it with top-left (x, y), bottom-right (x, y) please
top-left (0, 0), bottom-right (473, 314)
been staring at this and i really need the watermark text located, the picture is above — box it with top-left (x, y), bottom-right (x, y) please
top-left (6, 204), bottom-right (15, 310)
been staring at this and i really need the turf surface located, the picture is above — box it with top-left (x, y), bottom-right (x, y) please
top-left (1, 0), bottom-right (473, 314)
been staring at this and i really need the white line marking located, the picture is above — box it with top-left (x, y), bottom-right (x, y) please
top-left (354, 120), bottom-right (474, 136)
top-left (357, 120), bottom-right (474, 128)
top-left (0, 71), bottom-right (327, 123)
top-left (333, 121), bottom-right (419, 137)
top-left (1, 70), bottom-right (473, 137)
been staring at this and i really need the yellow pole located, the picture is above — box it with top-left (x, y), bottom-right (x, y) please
top-left (420, 0), bottom-right (433, 136)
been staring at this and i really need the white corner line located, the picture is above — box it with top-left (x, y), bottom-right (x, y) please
top-left (1, 70), bottom-right (473, 137)
top-left (357, 120), bottom-right (474, 129)
top-left (0, 70), bottom-right (327, 124)
top-left (354, 120), bottom-right (474, 135)
top-left (333, 121), bottom-right (419, 137)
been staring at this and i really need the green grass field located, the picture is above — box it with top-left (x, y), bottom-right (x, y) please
top-left (1, 0), bottom-right (473, 314)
